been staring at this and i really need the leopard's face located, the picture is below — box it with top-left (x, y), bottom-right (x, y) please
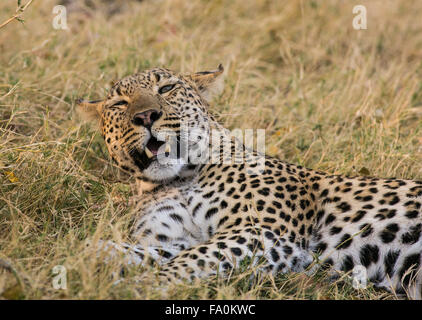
top-left (77, 65), bottom-right (224, 183)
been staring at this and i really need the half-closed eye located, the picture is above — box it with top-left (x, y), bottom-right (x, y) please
top-left (158, 84), bottom-right (176, 94)
top-left (110, 100), bottom-right (128, 107)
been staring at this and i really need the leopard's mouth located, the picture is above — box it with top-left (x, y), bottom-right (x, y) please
top-left (145, 136), bottom-right (166, 158)
top-left (129, 133), bottom-right (181, 171)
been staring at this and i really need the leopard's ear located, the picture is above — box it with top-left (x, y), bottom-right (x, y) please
top-left (187, 64), bottom-right (225, 102)
top-left (76, 98), bottom-right (104, 123)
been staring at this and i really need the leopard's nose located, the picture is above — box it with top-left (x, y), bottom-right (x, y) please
top-left (132, 109), bottom-right (162, 128)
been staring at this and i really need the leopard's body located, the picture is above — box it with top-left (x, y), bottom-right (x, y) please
top-left (78, 65), bottom-right (422, 299)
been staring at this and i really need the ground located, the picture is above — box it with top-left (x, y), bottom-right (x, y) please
top-left (1, 0), bottom-right (422, 300)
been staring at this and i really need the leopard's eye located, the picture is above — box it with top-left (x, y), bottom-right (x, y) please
top-left (110, 100), bottom-right (128, 107)
top-left (158, 84), bottom-right (175, 94)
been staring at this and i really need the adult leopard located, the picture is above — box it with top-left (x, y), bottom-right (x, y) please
top-left (77, 65), bottom-right (422, 299)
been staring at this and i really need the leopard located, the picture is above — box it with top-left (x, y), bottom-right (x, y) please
top-left (77, 64), bottom-right (422, 299)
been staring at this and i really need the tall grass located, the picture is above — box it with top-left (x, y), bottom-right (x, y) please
top-left (1, 0), bottom-right (421, 299)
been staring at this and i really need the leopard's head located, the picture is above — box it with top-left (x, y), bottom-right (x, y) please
top-left (77, 65), bottom-right (224, 183)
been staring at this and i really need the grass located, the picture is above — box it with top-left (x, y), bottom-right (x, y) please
top-left (1, 0), bottom-right (422, 300)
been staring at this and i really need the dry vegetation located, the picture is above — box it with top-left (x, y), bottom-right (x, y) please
top-left (1, 0), bottom-right (422, 300)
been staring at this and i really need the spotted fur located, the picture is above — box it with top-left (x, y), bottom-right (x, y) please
top-left (77, 65), bottom-right (422, 299)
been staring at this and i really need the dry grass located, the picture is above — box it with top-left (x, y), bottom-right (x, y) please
top-left (1, 0), bottom-right (422, 300)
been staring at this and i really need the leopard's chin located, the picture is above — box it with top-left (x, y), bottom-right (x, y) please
top-left (142, 160), bottom-right (186, 182)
